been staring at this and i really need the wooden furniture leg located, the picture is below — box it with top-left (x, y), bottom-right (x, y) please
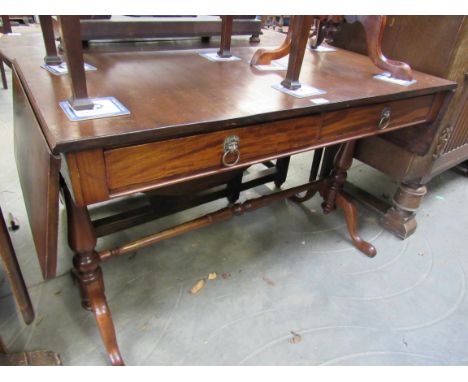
top-left (0, 206), bottom-right (35, 325)
top-left (62, 181), bottom-right (124, 366)
top-left (274, 157), bottom-right (291, 188)
top-left (217, 16), bottom-right (233, 58)
top-left (250, 16), bottom-right (294, 65)
top-left (0, 336), bottom-right (5, 353)
top-left (1, 16), bottom-right (12, 34)
top-left (321, 141), bottom-right (377, 257)
top-left (226, 170), bottom-right (243, 203)
top-left (39, 16), bottom-right (62, 65)
top-left (380, 183), bottom-right (427, 239)
top-left (356, 16), bottom-right (413, 81)
top-left (309, 18), bottom-right (324, 49)
top-left (280, 15), bottom-right (314, 90)
top-left (58, 16), bottom-right (94, 110)
top-left (335, 192), bottom-right (377, 256)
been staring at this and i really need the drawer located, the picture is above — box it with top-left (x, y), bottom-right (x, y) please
top-left (105, 114), bottom-right (322, 191)
top-left (104, 95), bottom-right (435, 194)
top-left (321, 94), bottom-right (434, 140)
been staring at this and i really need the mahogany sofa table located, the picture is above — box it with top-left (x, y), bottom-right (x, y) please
top-left (0, 30), bottom-right (455, 365)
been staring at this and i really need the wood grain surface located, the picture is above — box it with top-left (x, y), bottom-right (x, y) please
top-left (104, 94), bottom-right (434, 194)
top-left (0, 30), bottom-right (455, 154)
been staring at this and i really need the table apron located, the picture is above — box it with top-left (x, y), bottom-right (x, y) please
top-left (65, 93), bottom-right (436, 207)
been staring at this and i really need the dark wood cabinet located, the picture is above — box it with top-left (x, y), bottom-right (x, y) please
top-left (332, 16), bottom-right (468, 238)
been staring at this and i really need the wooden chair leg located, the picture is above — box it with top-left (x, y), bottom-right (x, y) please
top-left (250, 15), bottom-right (294, 65)
top-left (357, 15), bottom-right (413, 81)
top-left (280, 15), bottom-right (314, 90)
top-left (39, 15), bottom-right (62, 65)
top-left (217, 16), bottom-right (233, 58)
top-left (62, 181), bottom-right (124, 366)
top-left (58, 16), bottom-right (94, 110)
top-left (1, 16), bottom-right (12, 34)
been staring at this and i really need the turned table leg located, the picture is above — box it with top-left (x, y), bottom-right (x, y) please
top-left (321, 141), bottom-right (377, 257)
top-left (62, 181), bottom-right (124, 366)
top-left (335, 192), bottom-right (377, 257)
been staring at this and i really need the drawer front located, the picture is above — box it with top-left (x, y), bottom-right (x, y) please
top-left (321, 94), bottom-right (435, 140)
top-left (105, 114), bottom-right (322, 191)
top-left (101, 94), bottom-right (434, 196)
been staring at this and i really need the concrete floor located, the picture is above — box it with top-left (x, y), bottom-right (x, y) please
top-left (1, 32), bottom-right (468, 366)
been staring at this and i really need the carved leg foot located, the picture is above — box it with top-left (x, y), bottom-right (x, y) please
top-left (73, 254), bottom-right (124, 366)
top-left (319, 141), bottom-right (377, 257)
top-left (62, 179), bottom-right (124, 366)
top-left (336, 192), bottom-right (377, 257)
top-left (380, 183), bottom-right (426, 239)
top-left (217, 16), bottom-right (233, 58)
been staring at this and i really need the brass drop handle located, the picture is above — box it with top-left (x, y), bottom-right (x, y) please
top-left (378, 107), bottom-right (392, 130)
top-left (222, 135), bottom-right (240, 167)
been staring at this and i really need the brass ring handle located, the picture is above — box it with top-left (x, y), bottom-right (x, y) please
top-left (222, 135), bottom-right (241, 167)
top-left (378, 107), bottom-right (392, 130)
top-left (222, 148), bottom-right (240, 167)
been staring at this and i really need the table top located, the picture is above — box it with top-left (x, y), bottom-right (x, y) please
top-left (0, 29), bottom-right (456, 154)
